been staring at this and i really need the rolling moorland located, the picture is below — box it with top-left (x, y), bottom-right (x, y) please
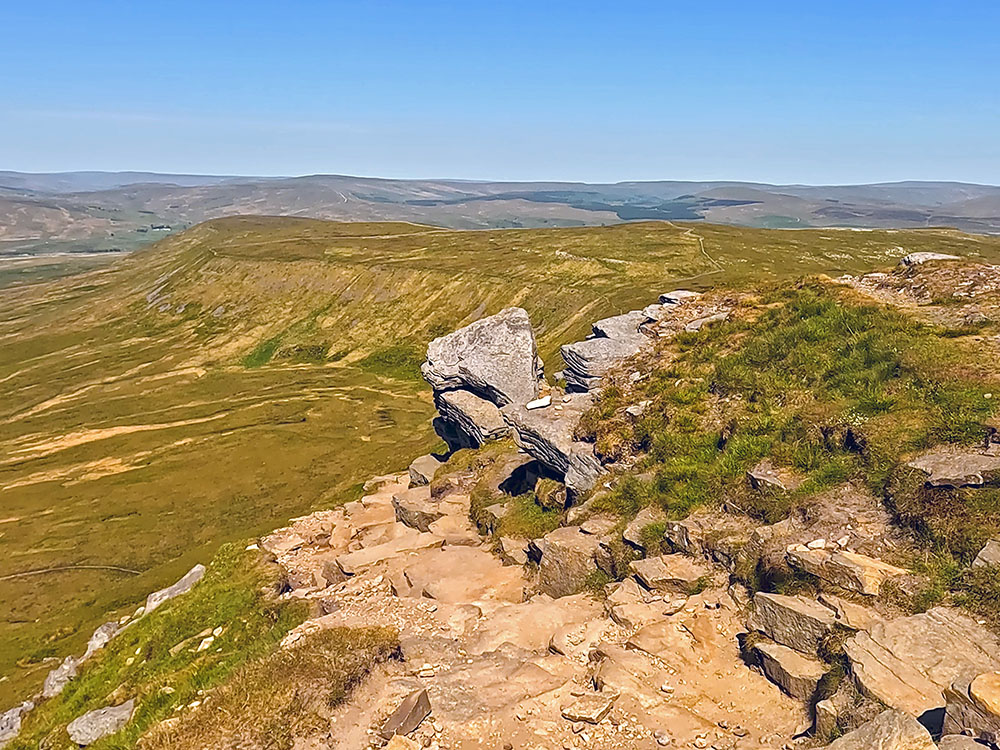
top-left (5, 218), bottom-right (1000, 747)
top-left (3, 172), bottom-right (1000, 289)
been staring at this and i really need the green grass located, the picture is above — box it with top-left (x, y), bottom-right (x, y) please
top-left (7, 545), bottom-right (308, 750)
top-left (583, 281), bottom-right (1000, 609)
top-left (241, 336), bottom-right (282, 368)
top-left (493, 492), bottom-right (563, 539)
top-left (357, 344), bottom-right (425, 380)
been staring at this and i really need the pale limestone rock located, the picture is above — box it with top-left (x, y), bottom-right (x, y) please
top-left (67, 700), bottom-right (135, 746)
top-left (536, 526), bottom-right (601, 598)
top-left (560, 692), bottom-right (616, 724)
top-left (787, 547), bottom-right (907, 596)
top-left (900, 252), bottom-right (961, 266)
top-left (144, 564), bottom-right (205, 615)
top-left (380, 688), bottom-right (431, 739)
top-left (408, 454), bottom-right (443, 487)
top-left (335, 532), bottom-right (444, 576)
top-left (422, 307), bottom-right (541, 406)
top-left (623, 505), bottom-right (666, 552)
top-left (907, 448), bottom-right (1000, 488)
top-left (659, 290), bottom-right (702, 304)
top-left (943, 671), bottom-right (1000, 744)
top-left (973, 539), bottom-right (1000, 569)
top-left (821, 709), bottom-right (934, 749)
top-left (844, 607), bottom-right (1000, 733)
top-left (434, 389), bottom-right (509, 447)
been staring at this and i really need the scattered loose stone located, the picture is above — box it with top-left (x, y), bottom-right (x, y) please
top-left (380, 688), bottom-right (432, 740)
top-left (560, 693), bottom-right (616, 724)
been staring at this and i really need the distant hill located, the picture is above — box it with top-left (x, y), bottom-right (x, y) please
top-left (1, 172), bottom-right (999, 270)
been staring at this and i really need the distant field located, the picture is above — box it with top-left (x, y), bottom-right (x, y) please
top-left (2, 217), bottom-right (1000, 705)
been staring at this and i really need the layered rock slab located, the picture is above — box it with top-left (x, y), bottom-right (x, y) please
top-left (844, 607), bottom-right (1000, 732)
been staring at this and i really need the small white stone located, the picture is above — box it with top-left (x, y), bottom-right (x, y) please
top-left (806, 539), bottom-right (826, 550)
top-left (526, 395), bottom-right (552, 410)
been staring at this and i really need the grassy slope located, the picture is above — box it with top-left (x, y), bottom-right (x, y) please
top-left (580, 278), bottom-right (1000, 614)
top-left (2, 216), bottom-right (1000, 708)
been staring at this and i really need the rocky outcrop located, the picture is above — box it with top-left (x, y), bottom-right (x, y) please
top-left (900, 252), bottom-right (961, 266)
top-left (907, 448), bottom-right (1000, 488)
top-left (422, 307), bottom-right (541, 407)
top-left (623, 505), bottom-right (666, 552)
top-left (407, 454), bottom-right (443, 487)
top-left (561, 336), bottom-right (648, 393)
top-left (380, 688), bottom-right (431, 739)
top-left (145, 564), bottom-right (206, 614)
top-left (629, 554), bottom-right (709, 594)
top-left (534, 526), bottom-right (603, 598)
top-left (973, 539), bottom-right (1000, 569)
top-left (591, 310), bottom-right (647, 340)
top-left (843, 607), bottom-right (1000, 733)
top-left (433, 389), bottom-right (509, 448)
top-left (786, 547), bottom-right (907, 596)
top-left (821, 709), bottom-right (935, 749)
top-left (42, 655), bottom-right (79, 699)
top-left (67, 700), bottom-right (135, 746)
top-left (501, 394), bottom-right (603, 497)
top-left (748, 459), bottom-right (803, 493)
top-left (659, 290), bottom-right (702, 304)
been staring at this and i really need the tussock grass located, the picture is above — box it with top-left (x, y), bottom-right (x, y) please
top-left (139, 626), bottom-right (399, 750)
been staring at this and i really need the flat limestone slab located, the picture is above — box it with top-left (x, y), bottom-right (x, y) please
top-left (335, 532), bottom-right (445, 576)
top-left (844, 607), bottom-right (1000, 732)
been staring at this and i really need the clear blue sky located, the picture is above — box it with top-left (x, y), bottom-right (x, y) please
top-left (1, 1), bottom-right (997, 184)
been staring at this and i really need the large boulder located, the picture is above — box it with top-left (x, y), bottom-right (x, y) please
top-left (900, 252), bottom-right (960, 266)
top-left (844, 607), bottom-right (1000, 734)
top-left (407, 454), bottom-right (443, 487)
top-left (422, 307), bottom-right (541, 407)
top-left (67, 700), bottom-right (135, 746)
top-left (501, 394), bottom-right (603, 497)
top-left (973, 539), bottom-right (1000, 569)
top-left (433, 389), bottom-right (510, 447)
top-left (786, 547), bottom-right (907, 596)
top-left (561, 336), bottom-right (647, 392)
top-left (821, 709), bottom-right (935, 749)
top-left (906, 448), bottom-right (1000, 488)
top-left (629, 554), bottom-right (709, 594)
top-left (42, 655), bottom-right (79, 699)
top-left (591, 310), bottom-right (647, 341)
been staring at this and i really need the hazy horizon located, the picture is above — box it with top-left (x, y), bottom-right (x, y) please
top-left (3, 1), bottom-right (998, 184)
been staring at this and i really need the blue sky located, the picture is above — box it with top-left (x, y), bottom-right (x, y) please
top-left (1, 1), bottom-right (997, 183)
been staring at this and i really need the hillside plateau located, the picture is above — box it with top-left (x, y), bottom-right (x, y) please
top-left (5, 220), bottom-right (1000, 749)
